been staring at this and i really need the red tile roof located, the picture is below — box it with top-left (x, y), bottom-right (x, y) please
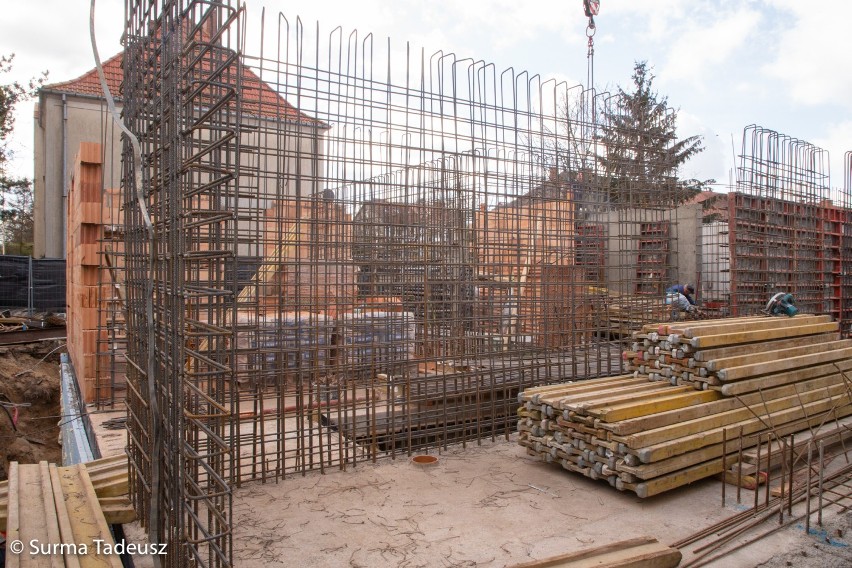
top-left (45, 53), bottom-right (124, 98)
top-left (43, 51), bottom-right (325, 127)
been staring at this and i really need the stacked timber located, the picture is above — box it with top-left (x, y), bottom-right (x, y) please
top-left (623, 315), bottom-right (849, 393)
top-left (0, 454), bottom-right (133, 531)
top-left (2, 460), bottom-right (127, 568)
top-left (518, 315), bottom-right (852, 497)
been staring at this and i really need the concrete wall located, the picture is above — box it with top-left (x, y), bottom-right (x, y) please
top-left (586, 203), bottom-right (703, 297)
top-left (34, 92), bottom-right (122, 258)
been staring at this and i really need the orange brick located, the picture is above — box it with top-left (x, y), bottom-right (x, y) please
top-left (77, 306), bottom-right (99, 330)
top-left (81, 377), bottom-right (97, 403)
top-left (80, 243), bottom-right (100, 266)
top-left (80, 202), bottom-right (101, 224)
top-left (78, 266), bottom-right (99, 286)
top-left (77, 142), bottom-right (102, 165)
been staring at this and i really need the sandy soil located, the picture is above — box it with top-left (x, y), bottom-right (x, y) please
top-left (0, 341), bottom-right (63, 480)
top-left (225, 436), bottom-right (851, 567)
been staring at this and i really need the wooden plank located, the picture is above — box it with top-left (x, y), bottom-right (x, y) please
top-left (717, 346), bottom-right (852, 382)
top-left (619, 407), bottom-right (852, 481)
top-left (521, 376), bottom-right (639, 402)
top-left (508, 537), bottom-right (681, 568)
top-left (739, 415), bottom-right (852, 466)
top-left (1, 467), bottom-right (129, 532)
top-left (619, 382), bottom-right (848, 449)
top-left (671, 315), bottom-right (830, 339)
top-left (52, 463), bottom-right (124, 568)
top-left (569, 386), bottom-right (694, 412)
top-left (553, 380), bottom-right (683, 410)
top-left (691, 332), bottom-right (840, 362)
top-left (0, 455), bottom-right (126, 502)
top-left (680, 322), bottom-right (840, 349)
top-left (99, 495), bottom-right (137, 525)
top-left (5, 463), bottom-right (64, 568)
top-left (589, 390), bottom-right (721, 422)
top-left (601, 372), bottom-right (846, 435)
top-left (720, 359), bottom-right (852, 396)
top-left (660, 316), bottom-right (771, 336)
top-left (5, 462), bottom-right (22, 568)
top-left (703, 339), bottom-right (852, 372)
top-left (636, 456), bottom-right (724, 498)
top-left (47, 465), bottom-right (83, 568)
top-left (687, 322), bottom-right (839, 348)
top-left (636, 392), bottom-right (852, 463)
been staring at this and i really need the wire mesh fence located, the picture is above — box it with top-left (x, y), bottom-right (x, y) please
top-left (0, 255), bottom-right (66, 313)
top-left (112, 2), bottom-right (852, 566)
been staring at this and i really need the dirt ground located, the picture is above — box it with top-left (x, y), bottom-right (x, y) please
top-left (0, 340), bottom-right (63, 481)
top-left (89, 407), bottom-right (852, 567)
top-left (225, 436), bottom-right (852, 568)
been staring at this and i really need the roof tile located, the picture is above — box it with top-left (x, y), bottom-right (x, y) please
top-left (43, 51), bottom-right (324, 126)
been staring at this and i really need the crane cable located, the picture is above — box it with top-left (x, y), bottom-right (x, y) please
top-left (584, 0), bottom-right (598, 96)
top-left (582, 1), bottom-right (600, 175)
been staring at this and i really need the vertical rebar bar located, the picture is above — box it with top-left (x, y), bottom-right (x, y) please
top-left (818, 440), bottom-right (825, 526)
top-left (721, 427), bottom-right (727, 506)
top-left (755, 432), bottom-right (762, 511)
top-left (787, 434), bottom-right (794, 516)
top-left (806, 440), bottom-right (813, 535)
top-left (737, 426), bottom-right (743, 504)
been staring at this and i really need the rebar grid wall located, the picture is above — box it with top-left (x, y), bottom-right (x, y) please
top-left (95, 101), bottom-right (128, 409)
top-left (121, 2), bottom-right (700, 564)
top-left (843, 151), bottom-right (852, 336)
top-left (728, 126), bottom-right (838, 317)
top-left (123, 1), bottom-right (240, 565)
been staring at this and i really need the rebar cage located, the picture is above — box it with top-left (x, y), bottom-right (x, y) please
top-left (116, 1), bottom-right (852, 565)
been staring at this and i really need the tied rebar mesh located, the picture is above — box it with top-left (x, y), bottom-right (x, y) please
top-left (843, 151), bottom-right (852, 337)
top-left (120, 2), bottom-right (725, 565)
top-left (726, 126), bottom-right (835, 318)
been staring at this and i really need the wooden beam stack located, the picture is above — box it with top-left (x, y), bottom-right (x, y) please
top-left (624, 315), bottom-right (849, 393)
top-left (0, 455), bottom-right (133, 532)
top-left (3, 460), bottom-right (124, 568)
top-left (519, 315), bottom-right (852, 497)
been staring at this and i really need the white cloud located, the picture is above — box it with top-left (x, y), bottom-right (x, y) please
top-left (762, 0), bottom-right (852, 109)
top-left (677, 110), bottom-right (731, 185)
top-left (2, 0), bottom-right (849, 188)
top-left (661, 8), bottom-right (762, 89)
top-left (812, 120), bottom-right (852, 190)
top-left (604, 0), bottom-right (687, 40)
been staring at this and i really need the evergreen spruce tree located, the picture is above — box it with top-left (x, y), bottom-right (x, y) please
top-left (598, 61), bottom-right (708, 207)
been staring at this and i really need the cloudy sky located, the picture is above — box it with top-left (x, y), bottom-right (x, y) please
top-left (2, 0), bottom-right (850, 190)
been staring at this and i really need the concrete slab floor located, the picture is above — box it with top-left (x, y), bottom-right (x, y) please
top-left (231, 435), bottom-right (852, 567)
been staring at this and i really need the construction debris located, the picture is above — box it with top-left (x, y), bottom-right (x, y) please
top-left (519, 315), bottom-right (852, 497)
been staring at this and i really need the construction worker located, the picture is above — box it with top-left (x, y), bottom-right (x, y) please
top-left (665, 284), bottom-right (700, 320)
top-left (666, 284), bottom-right (696, 306)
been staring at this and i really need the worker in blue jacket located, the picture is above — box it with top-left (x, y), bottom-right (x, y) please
top-left (666, 284), bottom-right (696, 305)
top-left (665, 284), bottom-right (700, 320)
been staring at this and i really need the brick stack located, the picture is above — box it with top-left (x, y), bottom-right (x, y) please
top-left (65, 142), bottom-right (122, 403)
